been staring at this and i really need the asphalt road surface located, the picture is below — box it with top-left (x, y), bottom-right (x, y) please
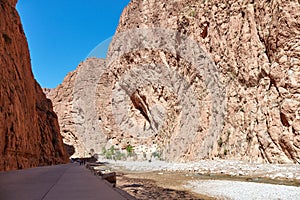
top-left (0, 163), bottom-right (133, 200)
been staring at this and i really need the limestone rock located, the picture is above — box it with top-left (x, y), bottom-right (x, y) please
top-left (45, 58), bottom-right (107, 157)
top-left (108, 0), bottom-right (300, 163)
top-left (0, 0), bottom-right (68, 171)
top-left (47, 0), bottom-right (300, 164)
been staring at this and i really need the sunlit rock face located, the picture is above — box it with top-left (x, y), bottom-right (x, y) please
top-left (0, 0), bottom-right (69, 171)
top-left (47, 0), bottom-right (300, 164)
top-left (45, 59), bottom-right (108, 158)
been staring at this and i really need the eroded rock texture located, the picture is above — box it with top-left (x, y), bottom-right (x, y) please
top-left (0, 0), bottom-right (68, 171)
top-left (44, 58), bottom-right (107, 157)
top-left (48, 0), bottom-right (300, 164)
top-left (110, 0), bottom-right (300, 163)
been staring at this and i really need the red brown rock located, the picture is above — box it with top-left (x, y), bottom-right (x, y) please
top-left (0, 0), bottom-right (68, 171)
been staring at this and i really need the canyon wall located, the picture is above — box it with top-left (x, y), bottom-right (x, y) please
top-left (0, 0), bottom-right (68, 171)
top-left (47, 0), bottom-right (300, 164)
top-left (44, 58), bottom-right (107, 157)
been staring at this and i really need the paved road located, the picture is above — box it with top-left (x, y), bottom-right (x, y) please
top-left (0, 163), bottom-right (133, 200)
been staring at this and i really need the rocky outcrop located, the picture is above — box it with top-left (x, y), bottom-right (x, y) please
top-left (44, 58), bottom-right (107, 157)
top-left (0, 0), bottom-right (68, 171)
top-left (47, 0), bottom-right (300, 164)
top-left (43, 70), bottom-right (81, 157)
top-left (108, 0), bottom-right (300, 163)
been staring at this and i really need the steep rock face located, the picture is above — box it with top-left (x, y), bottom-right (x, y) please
top-left (48, 0), bottom-right (300, 164)
top-left (0, 0), bottom-right (68, 171)
top-left (44, 58), bottom-right (107, 157)
top-left (99, 0), bottom-right (300, 163)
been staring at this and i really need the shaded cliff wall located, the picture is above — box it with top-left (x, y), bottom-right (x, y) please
top-left (0, 0), bottom-right (68, 171)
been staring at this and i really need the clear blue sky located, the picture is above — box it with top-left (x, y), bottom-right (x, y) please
top-left (17, 0), bottom-right (130, 88)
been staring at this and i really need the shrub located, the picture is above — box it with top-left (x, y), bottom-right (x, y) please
top-left (105, 151), bottom-right (113, 159)
top-left (109, 146), bottom-right (115, 154)
top-left (126, 145), bottom-right (134, 156)
top-left (101, 147), bottom-right (107, 155)
top-left (102, 146), bottom-right (115, 159)
top-left (114, 150), bottom-right (126, 160)
top-left (152, 151), bottom-right (161, 159)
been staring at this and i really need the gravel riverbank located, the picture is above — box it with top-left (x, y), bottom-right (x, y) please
top-left (103, 159), bottom-right (300, 199)
top-left (105, 159), bottom-right (300, 181)
top-left (186, 180), bottom-right (300, 200)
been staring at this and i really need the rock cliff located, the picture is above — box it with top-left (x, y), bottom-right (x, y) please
top-left (0, 0), bottom-right (68, 171)
top-left (47, 0), bottom-right (300, 164)
top-left (44, 58), bottom-right (107, 157)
